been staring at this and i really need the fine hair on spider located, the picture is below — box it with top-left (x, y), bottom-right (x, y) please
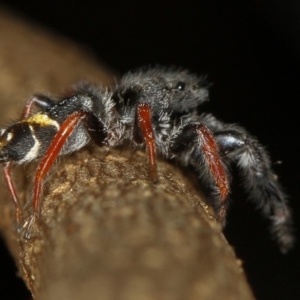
top-left (0, 66), bottom-right (294, 252)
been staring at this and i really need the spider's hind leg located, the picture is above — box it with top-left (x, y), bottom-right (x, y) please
top-left (21, 94), bottom-right (56, 119)
top-left (3, 162), bottom-right (22, 225)
top-left (23, 109), bottom-right (108, 238)
top-left (213, 128), bottom-right (294, 253)
top-left (31, 110), bottom-right (108, 217)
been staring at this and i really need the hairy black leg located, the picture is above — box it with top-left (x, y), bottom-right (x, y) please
top-left (171, 123), bottom-right (229, 222)
top-left (82, 111), bottom-right (108, 146)
top-left (214, 129), bottom-right (294, 253)
top-left (21, 94), bottom-right (56, 119)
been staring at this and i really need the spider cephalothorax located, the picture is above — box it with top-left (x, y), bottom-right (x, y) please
top-left (0, 66), bottom-right (294, 252)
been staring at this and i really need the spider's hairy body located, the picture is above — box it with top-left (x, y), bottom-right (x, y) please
top-left (0, 66), bottom-right (294, 252)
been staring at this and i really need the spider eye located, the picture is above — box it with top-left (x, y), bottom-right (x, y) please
top-left (175, 81), bottom-right (185, 91)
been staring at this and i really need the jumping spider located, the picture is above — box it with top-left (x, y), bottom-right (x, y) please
top-left (0, 66), bottom-right (294, 252)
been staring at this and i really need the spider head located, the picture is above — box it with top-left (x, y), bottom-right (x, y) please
top-left (120, 67), bottom-right (210, 113)
top-left (160, 69), bottom-right (210, 112)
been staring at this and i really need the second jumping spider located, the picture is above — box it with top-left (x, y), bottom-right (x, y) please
top-left (0, 67), bottom-right (294, 252)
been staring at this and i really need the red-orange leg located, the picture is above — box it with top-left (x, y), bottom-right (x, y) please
top-left (3, 162), bottom-right (22, 225)
top-left (136, 103), bottom-right (158, 183)
top-left (196, 124), bottom-right (229, 201)
top-left (196, 124), bottom-right (229, 222)
top-left (32, 111), bottom-right (85, 216)
top-left (171, 123), bottom-right (229, 223)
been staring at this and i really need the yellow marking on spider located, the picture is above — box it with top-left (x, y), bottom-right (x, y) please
top-left (22, 113), bottom-right (60, 129)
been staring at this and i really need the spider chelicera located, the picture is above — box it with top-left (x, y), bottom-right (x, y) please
top-left (0, 67), bottom-right (294, 252)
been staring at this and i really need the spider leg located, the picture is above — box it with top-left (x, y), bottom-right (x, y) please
top-left (171, 122), bottom-right (230, 223)
top-left (214, 129), bottom-right (294, 253)
top-left (32, 111), bottom-right (85, 218)
top-left (24, 110), bottom-right (107, 238)
top-left (21, 94), bottom-right (56, 119)
top-left (134, 103), bottom-right (158, 183)
top-left (3, 95), bottom-right (56, 225)
top-left (3, 162), bottom-right (21, 225)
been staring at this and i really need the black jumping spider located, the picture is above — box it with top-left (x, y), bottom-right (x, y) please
top-left (0, 67), bottom-right (294, 252)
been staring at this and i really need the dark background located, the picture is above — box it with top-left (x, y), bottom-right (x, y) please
top-left (0, 1), bottom-right (300, 299)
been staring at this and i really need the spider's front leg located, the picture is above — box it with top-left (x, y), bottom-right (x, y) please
top-left (213, 128), bottom-right (294, 253)
top-left (170, 122), bottom-right (230, 223)
top-left (133, 103), bottom-right (158, 183)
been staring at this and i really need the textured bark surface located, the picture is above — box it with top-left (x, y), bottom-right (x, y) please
top-left (0, 8), bottom-right (254, 300)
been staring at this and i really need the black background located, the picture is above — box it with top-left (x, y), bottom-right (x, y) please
top-left (0, 1), bottom-right (300, 299)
